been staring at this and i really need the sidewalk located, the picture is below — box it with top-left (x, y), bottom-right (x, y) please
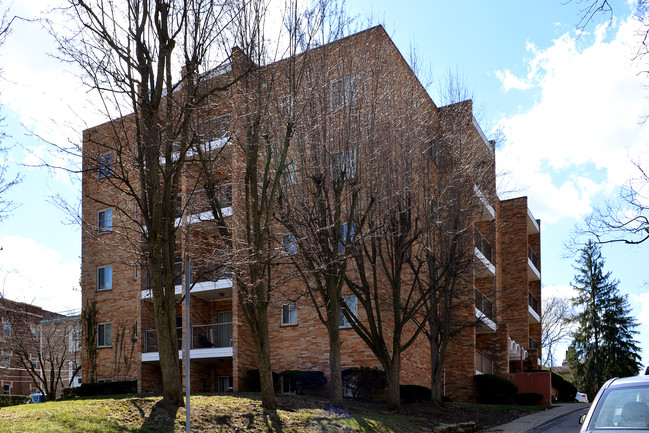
top-left (481, 403), bottom-right (590, 433)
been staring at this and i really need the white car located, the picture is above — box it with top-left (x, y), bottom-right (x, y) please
top-left (576, 392), bottom-right (589, 403)
top-left (579, 375), bottom-right (649, 432)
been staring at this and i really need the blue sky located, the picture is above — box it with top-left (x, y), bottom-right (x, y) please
top-left (1, 0), bottom-right (648, 368)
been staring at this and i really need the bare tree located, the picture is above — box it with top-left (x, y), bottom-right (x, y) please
top-left (275, 22), bottom-right (374, 407)
top-left (189, 0), bottom-right (350, 410)
top-left (50, 0), bottom-right (239, 406)
top-left (0, 1), bottom-right (21, 224)
top-left (1, 299), bottom-right (81, 401)
top-left (576, 160), bottom-right (649, 246)
top-left (541, 296), bottom-right (573, 370)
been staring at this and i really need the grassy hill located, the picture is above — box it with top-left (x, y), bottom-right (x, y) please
top-left (0, 393), bottom-right (544, 432)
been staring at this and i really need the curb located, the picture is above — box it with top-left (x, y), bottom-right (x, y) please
top-left (528, 404), bottom-right (589, 431)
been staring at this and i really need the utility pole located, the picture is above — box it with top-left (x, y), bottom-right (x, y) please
top-left (184, 259), bottom-right (191, 432)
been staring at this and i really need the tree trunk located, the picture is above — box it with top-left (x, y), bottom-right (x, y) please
top-left (386, 359), bottom-right (401, 411)
top-left (253, 312), bottom-right (277, 410)
top-left (430, 339), bottom-right (443, 403)
top-left (152, 265), bottom-right (184, 406)
top-left (327, 308), bottom-right (343, 407)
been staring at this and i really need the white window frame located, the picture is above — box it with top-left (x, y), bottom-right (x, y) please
top-left (98, 208), bottom-right (113, 233)
top-left (331, 149), bottom-right (357, 182)
top-left (331, 76), bottom-right (355, 109)
top-left (282, 233), bottom-right (297, 255)
top-left (97, 322), bottom-right (112, 348)
top-left (339, 295), bottom-right (357, 328)
top-left (97, 266), bottom-right (113, 291)
top-left (281, 302), bottom-right (297, 326)
top-left (98, 152), bottom-right (113, 179)
top-left (281, 161), bottom-right (298, 186)
top-left (338, 222), bottom-right (356, 254)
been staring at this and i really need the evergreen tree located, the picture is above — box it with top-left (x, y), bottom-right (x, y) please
top-left (569, 241), bottom-right (642, 398)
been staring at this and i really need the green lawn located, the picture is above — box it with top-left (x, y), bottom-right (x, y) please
top-left (0, 394), bottom-right (438, 433)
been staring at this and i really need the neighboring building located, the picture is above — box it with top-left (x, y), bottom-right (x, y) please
top-left (80, 26), bottom-right (543, 402)
top-left (0, 299), bottom-right (81, 396)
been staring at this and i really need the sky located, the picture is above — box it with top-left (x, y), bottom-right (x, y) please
top-left (1, 0), bottom-right (648, 368)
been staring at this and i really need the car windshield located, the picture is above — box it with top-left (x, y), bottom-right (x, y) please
top-left (589, 385), bottom-right (649, 430)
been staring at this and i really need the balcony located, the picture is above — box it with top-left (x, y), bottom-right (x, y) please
top-left (475, 288), bottom-right (496, 333)
top-left (142, 322), bottom-right (233, 362)
top-left (528, 291), bottom-right (540, 324)
top-left (174, 186), bottom-right (233, 227)
top-left (527, 207), bottom-right (540, 235)
top-left (474, 229), bottom-right (495, 277)
top-left (527, 245), bottom-right (540, 281)
top-left (529, 337), bottom-right (539, 350)
top-left (141, 266), bottom-right (233, 302)
top-left (475, 350), bottom-right (494, 374)
top-left (509, 337), bottom-right (528, 361)
top-left (474, 185), bottom-right (495, 221)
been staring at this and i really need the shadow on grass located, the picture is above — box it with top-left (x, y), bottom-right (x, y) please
top-left (262, 409), bottom-right (285, 432)
top-left (139, 400), bottom-right (179, 433)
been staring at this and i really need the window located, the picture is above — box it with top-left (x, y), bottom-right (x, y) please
top-left (331, 76), bottom-right (355, 109)
top-left (281, 161), bottom-right (298, 186)
top-left (98, 152), bottom-right (113, 179)
top-left (2, 352), bottom-right (10, 368)
top-left (338, 222), bottom-right (356, 254)
top-left (97, 266), bottom-right (113, 291)
top-left (3, 322), bottom-right (10, 338)
top-left (331, 149), bottom-right (357, 182)
top-left (282, 234), bottom-right (297, 256)
top-left (30, 326), bottom-right (37, 340)
top-left (31, 356), bottom-right (38, 370)
top-left (339, 295), bottom-right (357, 328)
top-left (69, 361), bottom-right (80, 386)
top-left (69, 325), bottom-right (81, 352)
top-left (281, 302), bottom-right (297, 326)
top-left (97, 323), bottom-right (112, 348)
top-left (430, 139), bottom-right (439, 165)
top-left (282, 375), bottom-right (297, 394)
top-left (98, 209), bottom-right (113, 232)
top-left (217, 375), bottom-right (233, 393)
top-left (215, 114), bottom-right (232, 139)
top-left (280, 95), bottom-right (295, 117)
top-left (2, 384), bottom-right (9, 395)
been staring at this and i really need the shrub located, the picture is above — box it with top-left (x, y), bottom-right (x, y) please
top-left (246, 370), bottom-right (280, 392)
top-left (551, 372), bottom-right (577, 403)
top-left (0, 395), bottom-right (32, 407)
top-left (342, 367), bottom-right (386, 400)
top-left (62, 387), bottom-right (79, 399)
top-left (76, 380), bottom-right (137, 397)
top-left (514, 392), bottom-right (543, 405)
top-left (400, 384), bottom-right (432, 403)
top-left (278, 371), bottom-right (327, 394)
top-left (474, 374), bottom-right (518, 404)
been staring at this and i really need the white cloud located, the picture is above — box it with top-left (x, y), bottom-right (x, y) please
top-left (542, 284), bottom-right (577, 301)
top-left (0, 235), bottom-right (80, 313)
top-left (495, 69), bottom-right (534, 91)
top-left (496, 18), bottom-right (649, 224)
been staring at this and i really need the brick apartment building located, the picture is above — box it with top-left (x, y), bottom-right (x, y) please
top-left (80, 25), bottom-right (544, 402)
top-left (0, 299), bottom-right (82, 397)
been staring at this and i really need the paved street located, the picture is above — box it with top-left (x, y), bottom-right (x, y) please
top-left (528, 406), bottom-right (589, 433)
top-left (482, 403), bottom-right (590, 433)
